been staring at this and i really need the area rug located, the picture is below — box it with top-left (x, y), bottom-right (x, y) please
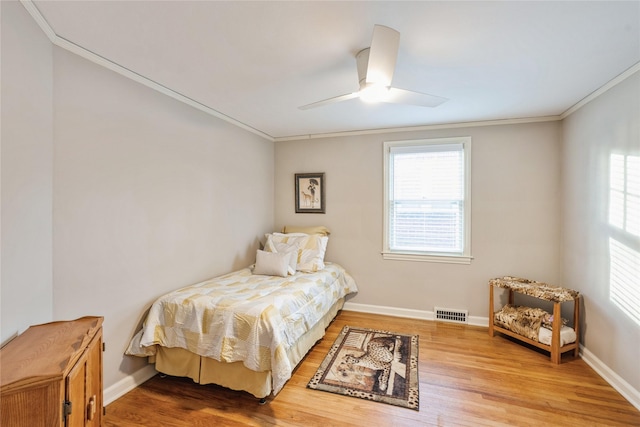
top-left (307, 326), bottom-right (419, 410)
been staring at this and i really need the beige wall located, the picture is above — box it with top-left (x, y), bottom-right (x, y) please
top-left (1, 1), bottom-right (53, 343)
top-left (562, 70), bottom-right (640, 393)
top-left (1, 1), bottom-right (274, 391)
top-left (274, 121), bottom-right (562, 318)
top-left (51, 48), bottom-right (275, 389)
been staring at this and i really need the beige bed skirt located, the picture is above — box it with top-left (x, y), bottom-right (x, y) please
top-left (149, 298), bottom-right (345, 398)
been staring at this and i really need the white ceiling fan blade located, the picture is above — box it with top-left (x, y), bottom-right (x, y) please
top-left (366, 25), bottom-right (400, 87)
top-left (299, 25), bottom-right (447, 111)
top-left (298, 92), bottom-right (360, 110)
top-left (385, 87), bottom-right (449, 108)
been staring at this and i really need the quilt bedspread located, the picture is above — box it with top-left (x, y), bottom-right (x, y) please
top-left (126, 262), bottom-right (357, 394)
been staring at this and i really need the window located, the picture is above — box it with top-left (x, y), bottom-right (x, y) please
top-left (383, 137), bottom-right (472, 264)
top-left (609, 154), bottom-right (640, 237)
top-left (608, 153), bottom-right (640, 325)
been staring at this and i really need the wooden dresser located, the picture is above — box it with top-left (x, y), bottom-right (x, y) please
top-left (0, 316), bottom-right (104, 427)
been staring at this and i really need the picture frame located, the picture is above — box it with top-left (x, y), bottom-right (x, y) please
top-left (295, 173), bottom-right (325, 213)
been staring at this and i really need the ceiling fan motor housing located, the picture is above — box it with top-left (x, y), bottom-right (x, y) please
top-left (356, 48), bottom-right (371, 91)
top-left (298, 25), bottom-right (447, 110)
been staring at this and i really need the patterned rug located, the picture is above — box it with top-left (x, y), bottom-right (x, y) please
top-left (307, 326), bottom-right (419, 410)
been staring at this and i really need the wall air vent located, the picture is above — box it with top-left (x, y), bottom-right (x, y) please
top-left (434, 307), bottom-right (468, 324)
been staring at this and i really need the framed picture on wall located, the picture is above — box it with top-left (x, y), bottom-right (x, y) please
top-left (295, 173), bottom-right (325, 213)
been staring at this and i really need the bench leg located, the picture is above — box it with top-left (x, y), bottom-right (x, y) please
top-left (489, 284), bottom-right (495, 337)
top-left (573, 297), bottom-right (580, 357)
top-left (550, 302), bottom-right (561, 364)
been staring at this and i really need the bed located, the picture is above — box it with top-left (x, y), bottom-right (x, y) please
top-left (126, 230), bottom-right (358, 399)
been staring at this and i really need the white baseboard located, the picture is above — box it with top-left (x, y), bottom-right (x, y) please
top-left (103, 305), bottom-right (639, 413)
top-left (343, 302), bottom-right (433, 320)
top-left (343, 302), bottom-right (640, 411)
top-left (104, 364), bottom-right (157, 405)
top-left (342, 302), bottom-right (489, 327)
top-left (580, 345), bottom-right (640, 411)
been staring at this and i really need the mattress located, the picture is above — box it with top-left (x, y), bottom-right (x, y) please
top-left (126, 262), bottom-right (358, 395)
top-left (151, 298), bottom-right (345, 398)
top-left (538, 325), bottom-right (576, 347)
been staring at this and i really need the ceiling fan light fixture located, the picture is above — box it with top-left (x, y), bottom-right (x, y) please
top-left (359, 83), bottom-right (391, 103)
top-left (298, 25), bottom-right (448, 110)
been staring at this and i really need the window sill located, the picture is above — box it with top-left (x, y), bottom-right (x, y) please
top-left (381, 251), bottom-right (473, 265)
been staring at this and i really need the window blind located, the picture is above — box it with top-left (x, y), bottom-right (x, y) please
top-left (388, 143), bottom-right (465, 254)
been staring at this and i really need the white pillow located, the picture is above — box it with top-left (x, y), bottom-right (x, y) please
top-left (265, 233), bottom-right (328, 273)
top-left (263, 238), bottom-right (297, 275)
top-left (253, 250), bottom-right (290, 277)
top-left (297, 234), bottom-right (328, 272)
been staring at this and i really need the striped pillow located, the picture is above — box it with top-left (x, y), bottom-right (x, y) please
top-left (265, 233), bottom-right (328, 273)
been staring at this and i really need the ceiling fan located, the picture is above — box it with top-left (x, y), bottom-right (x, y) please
top-left (299, 24), bottom-right (448, 110)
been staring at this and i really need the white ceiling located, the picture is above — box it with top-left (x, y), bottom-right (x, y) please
top-left (30, 1), bottom-right (640, 140)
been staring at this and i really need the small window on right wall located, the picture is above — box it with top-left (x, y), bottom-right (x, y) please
top-left (383, 137), bottom-right (472, 264)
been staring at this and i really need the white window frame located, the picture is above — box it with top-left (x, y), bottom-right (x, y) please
top-left (382, 137), bottom-right (472, 264)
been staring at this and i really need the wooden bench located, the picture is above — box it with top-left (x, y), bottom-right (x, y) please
top-left (489, 277), bottom-right (580, 364)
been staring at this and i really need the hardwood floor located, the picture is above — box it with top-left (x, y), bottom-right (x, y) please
top-left (105, 311), bottom-right (640, 426)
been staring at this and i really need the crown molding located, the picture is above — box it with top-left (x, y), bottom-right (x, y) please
top-left (274, 115), bottom-right (562, 142)
top-left (20, 0), bottom-right (56, 42)
top-left (561, 62), bottom-right (640, 119)
top-left (20, 0), bottom-right (638, 143)
top-left (276, 58), bottom-right (639, 142)
top-left (19, 0), bottom-right (274, 142)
